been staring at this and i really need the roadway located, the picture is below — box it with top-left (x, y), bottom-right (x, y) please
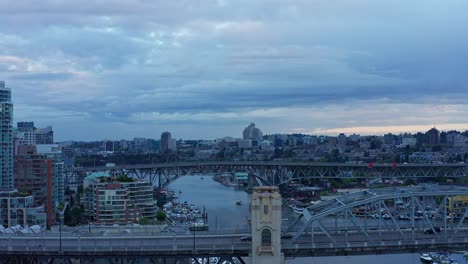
top-left (0, 229), bottom-right (466, 257)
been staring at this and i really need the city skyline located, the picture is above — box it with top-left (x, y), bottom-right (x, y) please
top-left (10, 114), bottom-right (468, 142)
top-left (1, 1), bottom-right (468, 140)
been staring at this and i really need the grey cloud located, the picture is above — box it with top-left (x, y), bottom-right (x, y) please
top-left (11, 72), bottom-right (74, 81)
top-left (1, 0), bottom-right (468, 139)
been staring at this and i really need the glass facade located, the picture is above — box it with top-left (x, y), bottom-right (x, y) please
top-left (0, 81), bottom-right (14, 190)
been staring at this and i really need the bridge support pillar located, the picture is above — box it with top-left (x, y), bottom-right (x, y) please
top-left (250, 186), bottom-right (284, 264)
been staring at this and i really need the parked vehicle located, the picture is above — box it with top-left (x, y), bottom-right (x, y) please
top-left (424, 227), bottom-right (441, 234)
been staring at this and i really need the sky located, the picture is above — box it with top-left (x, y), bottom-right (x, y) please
top-left (1, 0), bottom-right (468, 141)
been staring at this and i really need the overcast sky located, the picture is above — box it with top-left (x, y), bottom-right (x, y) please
top-left (1, 0), bottom-right (468, 141)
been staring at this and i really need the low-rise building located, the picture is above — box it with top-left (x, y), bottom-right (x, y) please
top-left (82, 176), bottom-right (157, 224)
top-left (0, 190), bottom-right (47, 227)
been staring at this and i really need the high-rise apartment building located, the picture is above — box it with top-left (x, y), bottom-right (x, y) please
top-left (160, 131), bottom-right (176, 152)
top-left (37, 144), bottom-right (65, 205)
top-left (0, 81), bottom-right (14, 190)
top-left (17, 122), bottom-right (54, 145)
top-left (243, 123), bottom-right (263, 140)
top-left (17, 121), bottom-right (36, 146)
top-left (14, 145), bottom-right (56, 227)
top-left (426, 127), bottom-right (440, 145)
top-left (0, 81), bottom-right (46, 227)
top-left (35, 126), bottom-right (54, 144)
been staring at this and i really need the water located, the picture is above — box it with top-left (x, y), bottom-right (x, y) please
top-left (288, 254), bottom-right (466, 264)
top-left (167, 175), bottom-right (467, 264)
top-left (168, 174), bottom-right (250, 231)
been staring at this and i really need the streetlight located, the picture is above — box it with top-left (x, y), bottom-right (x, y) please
top-left (56, 213), bottom-right (62, 252)
top-left (59, 219), bottom-right (62, 252)
top-left (193, 225), bottom-right (196, 250)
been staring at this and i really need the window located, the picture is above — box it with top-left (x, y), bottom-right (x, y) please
top-left (264, 205), bottom-right (268, 214)
top-left (261, 228), bottom-right (271, 247)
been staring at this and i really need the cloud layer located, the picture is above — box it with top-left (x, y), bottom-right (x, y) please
top-left (1, 0), bottom-right (467, 140)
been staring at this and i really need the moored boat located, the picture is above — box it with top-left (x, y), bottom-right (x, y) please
top-left (188, 221), bottom-right (209, 231)
top-left (420, 253), bottom-right (432, 263)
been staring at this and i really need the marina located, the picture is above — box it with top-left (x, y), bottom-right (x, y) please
top-left (160, 190), bottom-right (210, 230)
top-left (419, 252), bottom-right (462, 264)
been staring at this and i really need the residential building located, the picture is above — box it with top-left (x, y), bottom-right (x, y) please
top-left (348, 134), bottom-right (361, 142)
top-left (426, 127), bottom-right (440, 145)
top-left (0, 81), bottom-right (14, 190)
top-left (447, 133), bottom-right (468, 148)
top-left (0, 190), bottom-right (47, 227)
top-left (0, 82), bottom-right (48, 228)
top-left (169, 138), bottom-right (177, 152)
top-left (17, 121), bottom-right (36, 146)
top-left (238, 139), bottom-right (253, 149)
top-left (35, 126), bottom-right (54, 144)
top-left (14, 145), bottom-right (56, 227)
top-left (337, 133), bottom-right (347, 145)
top-left (160, 132), bottom-right (176, 152)
top-left (82, 176), bottom-right (157, 224)
top-left (243, 123), bottom-right (263, 140)
top-left (17, 122), bottom-right (34, 130)
top-left (402, 137), bottom-right (417, 147)
top-left (36, 144), bottom-right (65, 205)
top-left (16, 122), bottom-right (54, 145)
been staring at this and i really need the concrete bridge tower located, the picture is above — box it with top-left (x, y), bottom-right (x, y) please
top-left (250, 186), bottom-right (285, 264)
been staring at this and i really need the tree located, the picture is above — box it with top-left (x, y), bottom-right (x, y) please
top-left (64, 206), bottom-right (71, 225)
top-left (216, 149), bottom-right (226, 160)
top-left (116, 175), bottom-right (134, 182)
top-left (434, 175), bottom-right (446, 183)
top-left (64, 207), bottom-right (83, 226)
top-left (77, 185), bottom-right (84, 194)
top-left (394, 154), bottom-right (401, 163)
top-left (138, 217), bottom-right (151, 225)
top-left (370, 140), bottom-right (381, 150)
top-left (156, 211), bottom-right (166, 222)
top-left (404, 179), bottom-right (416, 186)
top-left (432, 145), bottom-right (442, 152)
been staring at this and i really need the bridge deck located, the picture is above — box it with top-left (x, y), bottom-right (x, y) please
top-left (0, 230), bottom-right (466, 257)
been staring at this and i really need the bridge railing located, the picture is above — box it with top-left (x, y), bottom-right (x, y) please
top-left (0, 235), bottom-right (252, 254)
top-left (1, 238), bottom-right (466, 255)
top-left (284, 236), bottom-right (468, 250)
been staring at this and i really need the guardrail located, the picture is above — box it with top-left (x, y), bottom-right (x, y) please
top-left (0, 230), bottom-right (466, 257)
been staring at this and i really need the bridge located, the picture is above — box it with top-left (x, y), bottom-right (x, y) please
top-left (65, 161), bottom-right (468, 186)
top-left (0, 185), bottom-right (467, 263)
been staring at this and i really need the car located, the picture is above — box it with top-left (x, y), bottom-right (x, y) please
top-left (424, 227), bottom-right (441, 234)
top-left (281, 233), bottom-right (294, 239)
top-left (240, 235), bottom-right (252, 241)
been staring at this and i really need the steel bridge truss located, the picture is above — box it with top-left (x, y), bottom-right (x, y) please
top-left (0, 255), bottom-right (246, 264)
top-left (286, 185), bottom-right (468, 245)
top-left (65, 162), bottom-right (468, 186)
